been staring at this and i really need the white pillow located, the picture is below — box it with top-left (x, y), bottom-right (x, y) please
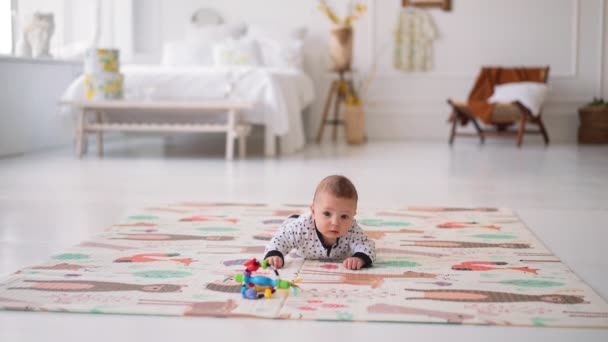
top-left (488, 82), bottom-right (548, 115)
top-left (256, 38), bottom-right (304, 70)
top-left (246, 26), bottom-right (307, 70)
top-left (161, 23), bottom-right (248, 66)
top-left (212, 38), bottom-right (262, 66)
top-left (161, 40), bottom-right (216, 66)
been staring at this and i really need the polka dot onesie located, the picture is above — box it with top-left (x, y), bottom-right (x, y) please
top-left (263, 213), bottom-right (376, 267)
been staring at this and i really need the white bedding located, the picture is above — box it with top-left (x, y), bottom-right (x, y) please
top-left (60, 65), bottom-right (315, 155)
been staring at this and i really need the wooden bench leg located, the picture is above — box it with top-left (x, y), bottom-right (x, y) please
top-left (96, 111), bottom-right (104, 157)
top-left (238, 135), bottom-right (246, 159)
top-left (264, 125), bottom-right (276, 157)
top-left (238, 126), bottom-right (250, 159)
top-left (226, 134), bottom-right (234, 160)
top-left (75, 109), bottom-right (86, 158)
top-left (237, 124), bottom-right (251, 159)
top-left (225, 109), bottom-right (236, 160)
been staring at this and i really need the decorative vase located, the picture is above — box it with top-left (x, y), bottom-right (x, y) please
top-left (329, 25), bottom-right (353, 72)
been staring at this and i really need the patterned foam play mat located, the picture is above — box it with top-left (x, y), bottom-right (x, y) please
top-left (1, 203), bottom-right (607, 328)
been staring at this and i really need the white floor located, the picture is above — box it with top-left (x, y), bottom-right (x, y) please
top-left (0, 138), bottom-right (607, 342)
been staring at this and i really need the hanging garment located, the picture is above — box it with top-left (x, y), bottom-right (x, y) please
top-left (394, 8), bottom-right (438, 72)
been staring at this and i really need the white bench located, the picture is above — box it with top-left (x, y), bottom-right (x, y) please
top-left (62, 100), bottom-right (253, 160)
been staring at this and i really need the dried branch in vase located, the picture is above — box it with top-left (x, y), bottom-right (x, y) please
top-left (318, 0), bottom-right (367, 26)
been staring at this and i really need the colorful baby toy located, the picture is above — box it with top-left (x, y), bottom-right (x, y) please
top-left (232, 258), bottom-right (302, 299)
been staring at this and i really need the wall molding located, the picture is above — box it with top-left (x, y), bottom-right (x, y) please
top-left (365, 104), bottom-right (582, 117)
top-left (365, 109), bottom-right (579, 118)
top-left (569, 0), bottom-right (580, 79)
top-left (364, 96), bottom-right (591, 105)
top-left (363, 112), bottom-right (578, 143)
top-left (599, 0), bottom-right (606, 97)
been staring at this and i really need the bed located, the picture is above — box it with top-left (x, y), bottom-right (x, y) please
top-left (60, 8), bottom-right (315, 156)
top-left (61, 65), bottom-right (315, 156)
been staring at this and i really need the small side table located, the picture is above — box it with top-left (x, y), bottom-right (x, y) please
top-left (316, 71), bottom-right (357, 143)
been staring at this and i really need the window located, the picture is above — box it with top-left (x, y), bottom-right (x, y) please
top-left (0, 1), bottom-right (132, 62)
top-left (17, 0), bottom-right (71, 58)
top-left (0, 1), bottom-right (13, 54)
top-left (1, 0), bottom-right (103, 60)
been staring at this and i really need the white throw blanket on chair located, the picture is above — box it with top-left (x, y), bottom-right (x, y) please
top-left (488, 82), bottom-right (548, 116)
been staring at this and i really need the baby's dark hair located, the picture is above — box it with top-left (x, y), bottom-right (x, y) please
top-left (314, 175), bottom-right (358, 202)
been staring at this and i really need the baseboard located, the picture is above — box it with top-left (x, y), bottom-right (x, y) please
top-left (360, 112), bottom-right (578, 143)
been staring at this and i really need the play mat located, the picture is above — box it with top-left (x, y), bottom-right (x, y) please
top-left (1, 203), bottom-right (606, 328)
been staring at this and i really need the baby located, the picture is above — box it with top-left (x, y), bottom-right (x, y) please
top-left (264, 175), bottom-right (375, 270)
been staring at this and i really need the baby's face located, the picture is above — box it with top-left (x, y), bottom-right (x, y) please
top-left (311, 192), bottom-right (357, 242)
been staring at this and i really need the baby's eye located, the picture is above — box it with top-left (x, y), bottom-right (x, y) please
top-left (323, 211), bottom-right (331, 217)
top-left (341, 214), bottom-right (349, 220)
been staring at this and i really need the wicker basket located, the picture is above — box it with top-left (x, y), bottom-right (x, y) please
top-left (578, 106), bottom-right (608, 144)
top-left (344, 103), bottom-right (365, 145)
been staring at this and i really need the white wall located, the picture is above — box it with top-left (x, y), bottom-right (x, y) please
top-left (130, 0), bottom-right (607, 144)
top-left (0, 57), bottom-right (81, 156)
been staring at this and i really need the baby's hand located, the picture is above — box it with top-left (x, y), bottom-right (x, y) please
top-left (343, 257), bottom-right (365, 270)
top-left (265, 256), bottom-right (283, 269)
